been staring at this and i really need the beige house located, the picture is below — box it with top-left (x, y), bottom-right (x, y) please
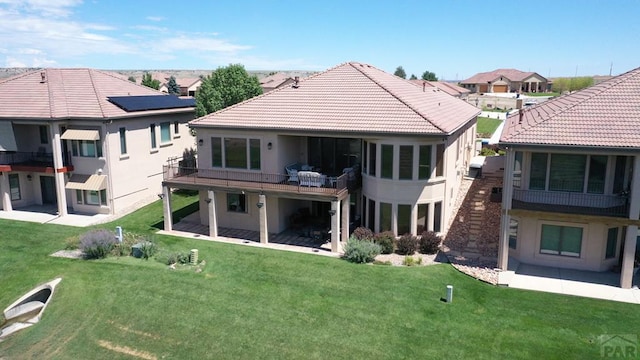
top-left (461, 69), bottom-right (548, 93)
top-left (259, 72), bottom-right (296, 93)
top-left (0, 68), bottom-right (195, 218)
top-left (159, 77), bottom-right (202, 97)
top-left (162, 62), bottom-right (479, 252)
top-left (498, 67), bottom-right (640, 288)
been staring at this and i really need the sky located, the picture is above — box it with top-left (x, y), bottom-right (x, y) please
top-left (0, 0), bottom-right (638, 79)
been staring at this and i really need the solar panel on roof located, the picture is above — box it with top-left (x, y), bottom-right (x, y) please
top-left (108, 95), bottom-right (195, 112)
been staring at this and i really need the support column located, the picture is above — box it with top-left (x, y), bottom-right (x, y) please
top-left (0, 172), bottom-right (12, 212)
top-left (330, 200), bottom-right (340, 252)
top-left (162, 186), bottom-right (172, 231)
top-left (258, 194), bottom-right (268, 244)
top-left (620, 226), bottom-right (638, 289)
top-left (207, 190), bottom-right (218, 238)
top-left (341, 197), bottom-right (349, 244)
top-left (50, 123), bottom-right (67, 216)
top-left (498, 148), bottom-right (516, 270)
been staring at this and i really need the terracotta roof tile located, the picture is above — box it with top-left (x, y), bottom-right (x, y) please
top-left (192, 62), bottom-right (479, 135)
top-left (0, 68), bottom-right (193, 119)
top-left (500, 67), bottom-right (640, 148)
top-left (408, 80), bottom-right (470, 96)
top-left (461, 68), bottom-right (546, 84)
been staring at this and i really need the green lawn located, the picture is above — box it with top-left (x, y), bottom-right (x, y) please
top-left (525, 92), bottom-right (559, 97)
top-left (477, 116), bottom-right (503, 137)
top-left (0, 196), bottom-right (637, 359)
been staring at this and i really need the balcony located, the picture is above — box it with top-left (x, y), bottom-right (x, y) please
top-left (0, 151), bottom-right (73, 173)
top-left (162, 165), bottom-right (361, 200)
top-left (511, 188), bottom-right (629, 218)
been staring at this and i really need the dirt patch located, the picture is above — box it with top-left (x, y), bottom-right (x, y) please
top-left (97, 340), bottom-right (157, 360)
top-left (107, 321), bottom-right (161, 340)
top-left (50, 249), bottom-right (83, 259)
top-left (375, 252), bottom-right (445, 266)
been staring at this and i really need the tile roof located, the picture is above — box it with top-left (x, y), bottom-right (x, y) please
top-left (259, 72), bottom-right (292, 86)
top-left (500, 66), bottom-right (640, 149)
top-left (461, 68), bottom-right (546, 84)
top-left (0, 68), bottom-right (193, 120)
top-left (408, 80), bottom-right (470, 97)
top-left (192, 62), bottom-right (479, 135)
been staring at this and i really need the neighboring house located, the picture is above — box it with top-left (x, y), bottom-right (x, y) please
top-left (162, 62), bottom-right (479, 252)
top-left (461, 69), bottom-right (548, 93)
top-left (159, 76), bottom-right (202, 97)
top-left (409, 80), bottom-right (471, 98)
top-left (259, 72), bottom-right (296, 93)
top-left (0, 68), bottom-right (195, 218)
top-left (498, 67), bottom-right (640, 288)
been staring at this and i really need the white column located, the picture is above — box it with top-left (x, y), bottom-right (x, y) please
top-left (162, 186), bottom-right (172, 231)
top-left (498, 148), bottom-right (516, 270)
top-left (0, 172), bottom-right (12, 211)
top-left (620, 155), bottom-right (640, 288)
top-left (207, 190), bottom-right (218, 238)
top-left (341, 197), bottom-right (349, 244)
top-left (330, 200), bottom-right (340, 252)
top-left (258, 194), bottom-right (268, 244)
top-left (50, 123), bottom-right (67, 216)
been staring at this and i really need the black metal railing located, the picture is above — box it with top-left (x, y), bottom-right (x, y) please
top-left (0, 151), bottom-right (72, 168)
top-left (512, 188), bottom-right (629, 217)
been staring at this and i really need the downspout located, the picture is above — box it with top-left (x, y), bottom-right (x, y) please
top-left (102, 119), bottom-right (115, 215)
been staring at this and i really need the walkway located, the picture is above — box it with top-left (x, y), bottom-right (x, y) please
top-left (0, 205), bottom-right (112, 227)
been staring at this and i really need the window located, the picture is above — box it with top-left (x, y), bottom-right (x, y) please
top-left (211, 137), bottom-right (222, 167)
top-left (119, 127), bottom-right (127, 155)
top-left (613, 156), bottom-right (629, 194)
top-left (363, 141), bottom-right (367, 173)
top-left (368, 198), bottom-right (375, 230)
top-left (513, 151), bottom-right (523, 188)
top-left (417, 204), bottom-right (429, 233)
top-left (225, 138), bottom-right (248, 168)
top-left (227, 193), bottom-right (247, 213)
top-left (249, 139), bottom-right (261, 170)
top-left (76, 189), bottom-right (107, 206)
top-left (509, 219), bottom-right (518, 249)
top-left (379, 202), bottom-right (392, 232)
top-left (399, 145), bottom-right (413, 180)
top-left (529, 152), bottom-right (548, 190)
top-left (39, 125), bottom-right (48, 144)
top-left (433, 201), bottom-right (442, 232)
top-left (71, 140), bottom-right (102, 158)
top-left (549, 154), bottom-right (586, 192)
top-left (173, 121), bottom-right (180, 136)
top-left (397, 204), bottom-right (411, 235)
top-left (587, 155), bottom-right (607, 194)
top-left (369, 143), bottom-right (376, 176)
top-left (9, 174), bottom-right (20, 200)
top-left (540, 224), bottom-right (583, 257)
top-left (530, 153), bottom-right (608, 193)
top-left (418, 145), bottom-right (431, 179)
top-left (435, 144), bottom-right (444, 177)
top-left (605, 228), bottom-right (618, 259)
top-left (150, 124), bottom-right (157, 149)
top-left (381, 145), bottom-right (393, 179)
top-left (160, 122), bottom-right (171, 143)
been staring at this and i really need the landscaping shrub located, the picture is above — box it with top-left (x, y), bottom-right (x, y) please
top-left (137, 238), bottom-right (158, 260)
top-left (111, 231), bottom-right (138, 257)
top-left (479, 147), bottom-right (496, 156)
top-left (373, 231), bottom-right (395, 254)
top-left (156, 251), bottom-right (191, 265)
top-left (352, 226), bottom-right (374, 241)
top-left (64, 235), bottom-right (80, 250)
top-left (396, 234), bottom-right (418, 255)
top-left (79, 229), bottom-right (117, 259)
top-left (342, 237), bottom-right (381, 264)
top-left (419, 231), bottom-right (441, 254)
top-left (403, 256), bottom-right (423, 266)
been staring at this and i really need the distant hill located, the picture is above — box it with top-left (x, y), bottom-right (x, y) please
top-left (0, 68), bottom-right (317, 81)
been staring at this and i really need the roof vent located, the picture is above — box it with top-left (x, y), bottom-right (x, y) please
top-left (40, 71), bottom-right (46, 83)
top-left (423, 81), bottom-right (426, 92)
top-left (292, 76), bottom-right (299, 88)
top-left (518, 109), bottom-right (523, 124)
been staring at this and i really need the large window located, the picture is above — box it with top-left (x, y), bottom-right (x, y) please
top-left (397, 204), bottom-right (411, 235)
top-left (211, 137), bottom-right (222, 167)
top-left (160, 122), bottom-right (171, 143)
top-left (529, 152), bottom-right (548, 190)
top-left (368, 198), bottom-right (375, 230)
top-left (210, 137), bottom-right (261, 170)
top-left (435, 144), bottom-right (444, 177)
top-left (418, 145), bottom-right (432, 179)
top-left (605, 227), bottom-right (618, 259)
top-left (249, 139), bottom-right (261, 170)
top-left (227, 193), bottom-right (247, 213)
top-left (76, 189), bottom-right (107, 206)
top-left (381, 144), bottom-right (393, 179)
top-left (587, 155), bottom-right (607, 194)
top-left (399, 145), bottom-right (413, 180)
top-left (225, 138), bottom-right (247, 168)
top-left (540, 224), bottom-right (582, 257)
top-left (9, 174), bottom-right (20, 200)
top-left (71, 140), bottom-right (102, 158)
top-left (509, 219), bottom-right (518, 249)
top-left (119, 127), bottom-right (127, 155)
top-left (150, 124), bottom-right (157, 149)
top-left (39, 125), bottom-right (48, 144)
top-left (417, 204), bottom-right (429, 233)
top-left (549, 154), bottom-right (586, 192)
top-left (369, 142), bottom-right (376, 176)
top-left (433, 201), bottom-right (442, 232)
top-left (379, 202), bottom-right (392, 232)
top-left (529, 153), bottom-right (608, 193)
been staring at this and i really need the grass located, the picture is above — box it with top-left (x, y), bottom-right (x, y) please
top-left (525, 92), bottom-right (559, 97)
top-left (477, 116), bottom-right (503, 138)
top-left (1, 196), bottom-right (638, 359)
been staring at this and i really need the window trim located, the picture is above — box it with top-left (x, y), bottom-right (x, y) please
top-left (149, 123), bottom-right (157, 150)
top-left (605, 227), bottom-right (618, 259)
top-left (119, 127), bottom-right (127, 156)
top-left (76, 189), bottom-right (108, 206)
top-left (9, 174), bottom-right (21, 201)
top-left (539, 223), bottom-right (584, 258)
top-left (173, 121), bottom-right (181, 138)
top-left (71, 140), bottom-right (102, 158)
top-left (227, 193), bottom-right (247, 213)
top-left (160, 122), bottom-right (171, 144)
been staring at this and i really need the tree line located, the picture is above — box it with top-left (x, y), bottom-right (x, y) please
top-left (394, 66), bottom-right (438, 81)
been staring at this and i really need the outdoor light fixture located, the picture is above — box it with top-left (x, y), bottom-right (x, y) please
top-left (157, 193), bottom-right (164, 199)
top-left (27, 175), bottom-right (32, 181)
top-left (256, 201), bottom-right (264, 209)
top-left (267, 142), bottom-right (272, 150)
top-left (198, 139), bottom-right (203, 146)
top-left (328, 209), bottom-right (336, 216)
top-left (204, 198), bottom-right (212, 204)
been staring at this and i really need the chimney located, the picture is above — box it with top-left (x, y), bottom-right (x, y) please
top-left (423, 81), bottom-right (426, 92)
top-left (518, 109), bottom-right (523, 124)
top-left (40, 71), bottom-right (46, 83)
top-left (292, 76), bottom-right (299, 88)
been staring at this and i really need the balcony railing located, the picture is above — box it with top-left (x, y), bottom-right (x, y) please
top-left (163, 165), bottom-right (358, 197)
top-left (0, 151), bottom-right (72, 169)
top-left (512, 188), bottom-right (629, 217)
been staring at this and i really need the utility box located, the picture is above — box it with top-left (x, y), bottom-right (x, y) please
top-left (190, 249), bottom-right (198, 265)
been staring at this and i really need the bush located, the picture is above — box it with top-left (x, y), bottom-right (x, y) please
top-left (79, 229), bottom-right (117, 259)
top-left (111, 231), bottom-right (138, 257)
top-left (403, 256), bottom-right (423, 266)
top-left (342, 237), bottom-right (381, 264)
top-left (373, 231), bottom-right (395, 254)
top-left (419, 231), bottom-right (441, 254)
top-left (156, 251), bottom-right (191, 265)
top-left (396, 234), bottom-right (418, 255)
top-left (479, 147), bottom-right (496, 156)
top-left (137, 239), bottom-right (158, 260)
top-left (64, 235), bottom-right (80, 250)
top-left (352, 226), bottom-right (374, 241)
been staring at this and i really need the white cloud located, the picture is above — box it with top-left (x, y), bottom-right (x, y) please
top-left (155, 36), bottom-right (252, 53)
top-left (132, 25), bottom-right (168, 33)
top-left (16, 48), bottom-right (42, 54)
top-left (0, 0), bottom-right (82, 17)
top-left (146, 15), bottom-right (164, 22)
top-left (5, 56), bottom-right (26, 67)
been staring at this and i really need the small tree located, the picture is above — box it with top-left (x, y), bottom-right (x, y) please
top-left (409, 74), bottom-right (418, 80)
top-left (195, 64), bottom-right (263, 117)
top-left (141, 72), bottom-right (160, 90)
top-left (127, 76), bottom-right (136, 83)
top-left (421, 71), bottom-right (438, 81)
top-left (167, 76), bottom-right (181, 95)
top-left (394, 66), bottom-right (406, 79)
